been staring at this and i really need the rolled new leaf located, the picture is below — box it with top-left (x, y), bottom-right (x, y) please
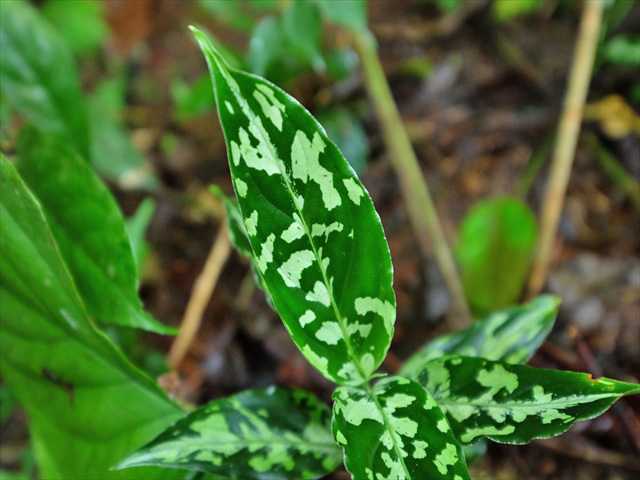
top-left (414, 355), bottom-right (640, 445)
top-left (191, 27), bottom-right (395, 385)
top-left (332, 376), bottom-right (471, 480)
top-left (118, 387), bottom-right (342, 479)
top-left (401, 295), bottom-right (559, 378)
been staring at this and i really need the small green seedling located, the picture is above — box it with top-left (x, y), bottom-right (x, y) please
top-left (117, 28), bottom-right (640, 480)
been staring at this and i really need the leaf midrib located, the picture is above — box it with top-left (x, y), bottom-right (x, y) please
top-left (365, 383), bottom-right (413, 480)
top-left (434, 392), bottom-right (623, 411)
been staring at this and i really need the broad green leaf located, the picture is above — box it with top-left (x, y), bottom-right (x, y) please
top-left (400, 295), bottom-right (559, 378)
top-left (414, 355), bottom-right (640, 445)
top-left (317, 108), bottom-right (369, 175)
top-left (16, 128), bottom-right (175, 334)
top-left (192, 27), bottom-right (396, 385)
top-left (118, 387), bottom-right (342, 479)
top-left (456, 197), bottom-right (538, 314)
top-left (332, 376), bottom-right (471, 480)
top-left (0, 0), bottom-right (90, 159)
top-left (282, 1), bottom-right (325, 71)
top-left (0, 156), bottom-right (183, 479)
top-left (41, 0), bottom-right (109, 56)
top-left (317, 0), bottom-right (368, 32)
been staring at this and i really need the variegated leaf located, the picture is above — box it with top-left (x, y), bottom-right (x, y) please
top-left (332, 376), bottom-right (471, 480)
top-left (414, 355), bottom-right (640, 445)
top-left (400, 295), bottom-right (559, 379)
top-left (118, 387), bottom-right (342, 479)
top-left (192, 27), bottom-right (395, 385)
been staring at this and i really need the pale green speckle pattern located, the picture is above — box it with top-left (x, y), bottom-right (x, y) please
top-left (118, 387), bottom-right (341, 479)
top-left (414, 355), bottom-right (640, 445)
top-left (191, 27), bottom-right (395, 385)
top-left (333, 377), bottom-right (471, 480)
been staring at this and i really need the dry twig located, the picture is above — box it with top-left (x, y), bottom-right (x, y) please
top-left (353, 30), bottom-right (471, 330)
top-left (167, 223), bottom-right (231, 369)
top-left (526, 0), bottom-right (605, 298)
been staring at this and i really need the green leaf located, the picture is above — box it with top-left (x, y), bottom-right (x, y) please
top-left (0, 155), bottom-right (183, 479)
top-left (282, 1), bottom-right (325, 71)
top-left (171, 74), bottom-right (216, 121)
top-left (333, 376), bottom-right (471, 480)
top-left (604, 34), bottom-right (640, 67)
top-left (316, 108), bottom-right (369, 175)
top-left (192, 27), bottom-right (395, 385)
top-left (413, 355), bottom-right (640, 445)
top-left (491, 0), bottom-right (540, 21)
top-left (456, 197), bottom-right (538, 314)
top-left (400, 295), bottom-right (559, 378)
top-left (118, 387), bottom-right (342, 479)
top-left (126, 197), bottom-right (156, 279)
top-left (0, 0), bottom-right (90, 159)
top-left (317, 0), bottom-right (368, 32)
top-left (15, 128), bottom-right (175, 334)
top-left (40, 0), bottom-right (109, 56)
top-left (245, 15), bottom-right (284, 78)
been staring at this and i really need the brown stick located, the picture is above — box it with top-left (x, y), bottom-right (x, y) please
top-left (353, 30), bottom-right (471, 330)
top-left (526, 0), bottom-right (604, 299)
top-left (167, 223), bottom-right (231, 369)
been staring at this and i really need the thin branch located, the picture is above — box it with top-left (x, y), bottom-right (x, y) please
top-left (353, 31), bottom-right (471, 330)
top-left (526, 0), bottom-right (605, 299)
top-left (167, 222), bottom-right (231, 369)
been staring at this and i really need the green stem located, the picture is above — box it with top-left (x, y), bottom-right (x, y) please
top-left (353, 31), bottom-right (471, 330)
top-left (583, 132), bottom-right (640, 211)
top-left (526, 0), bottom-right (604, 299)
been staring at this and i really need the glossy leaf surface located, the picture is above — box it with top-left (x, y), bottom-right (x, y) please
top-left (400, 295), bottom-right (559, 379)
top-left (456, 197), bottom-right (538, 314)
top-left (192, 27), bottom-right (395, 385)
top-left (0, 156), bottom-right (183, 479)
top-left (333, 376), bottom-right (470, 480)
top-left (414, 355), bottom-right (640, 445)
top-left (119, 387), bottom-right (342, 479)
top-left (0, 0), bottom-right (90, 158)
top-left (16, 129), bottom-right (174, 334)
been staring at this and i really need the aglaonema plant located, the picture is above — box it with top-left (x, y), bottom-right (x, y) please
top-left (116, 28), bottom-right (640, 479)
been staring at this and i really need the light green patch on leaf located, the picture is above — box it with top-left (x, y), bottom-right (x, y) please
top-left (16, 129), bottom-right (175, 334)
top-left (191, 26), bottom-right (395, 385)
top-left (0, 156), bottom-right (183, 479)
top-left (400, 295), bottom-right (559, 379)
top-left (333, 376), bottom-right (470, 480)
top-left (118, 387), bottom-right (342, 479)
top-left (414, 355), bottom-right (640, 445)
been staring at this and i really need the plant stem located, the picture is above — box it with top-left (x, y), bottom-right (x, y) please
top-left (583, 131), bottom-right (640, 211)
top-left (526, 0), bottom-right (604, 299)
top-left (353, 31), bottom-right (471, 330)
top-left (168, 222), bottom-right (231, 369)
